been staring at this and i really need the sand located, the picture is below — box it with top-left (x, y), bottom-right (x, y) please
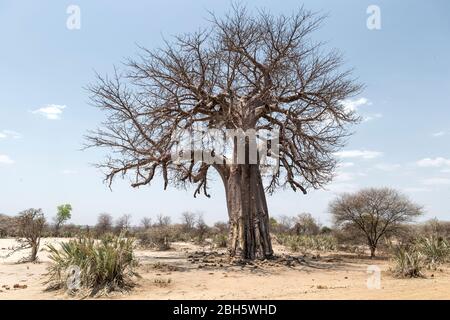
top-left (1, 238), bottom-right (449, 300)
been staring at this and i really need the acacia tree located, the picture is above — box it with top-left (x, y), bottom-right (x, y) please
top-left (87, 6), bottom-right (361, 260)
top-left (17, 209), bottom-right (46, 262)
top-left (53, 203), bottom-right (72, 235)
top-left (140, 217), bottom-right (152, 229)
top-left (330, 188), bottom-right (423, 258)
top-left (293, 213), bottom-right (320, 236)
top-left (95, 213), bottom-right (113, 236)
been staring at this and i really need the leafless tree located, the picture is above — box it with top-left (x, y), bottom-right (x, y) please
top-left (15, 209), bottom-right (46, 262)
top-left (181, 211), bottom-right (197, 233)
top-left (155, 214), bottom-right (171, 227)
top-left (276, 215), bottom-right (296, 233)
top-left (95, 213), bottom-right (113, 236)
top-left (195, 213), bottom-right (209, 243)
top-left (330, 188), bottom-right (423, 258)
top-left (140, 217), bottom-right (152, 229)
top-left (86, 5), bottom-right (361, 259)
top-left (293, 213), bottom-right (321, 236)
top-left (115, 214), bottom-right (132, 233)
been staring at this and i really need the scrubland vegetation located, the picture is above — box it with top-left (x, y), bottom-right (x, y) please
top-left (1, 190), bottom-right (450, 296)
top-left (45, 233), bottom-right (138, 295)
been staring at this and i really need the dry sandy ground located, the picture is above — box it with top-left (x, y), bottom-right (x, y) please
top-left (1, 238), bottom-right (449, 300)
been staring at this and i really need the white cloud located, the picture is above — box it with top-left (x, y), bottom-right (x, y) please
top-left (333, 170), bottom-right (367, 185)
top-left (422, 177), bottom-right (450, 186)
top-left (0, 130), bottom-right (21, 139)
top-left (335, 150), bottom-right (383, 160)
top-left (363, 113), bottom-right (383, 122)
top-left (432, 131), bottom-right (446, 137)
top-left (0, 154), bottom-right (14, 165)
top-left (416, 157), bottom-right (450, 168)
top-left (61, 169), bottom-right (77, 175)
top-left (374, 163), bottom-right (402, 171)
top-left (338, 162), bottom-right (355, 168)
top-left (334, 171), bottom-right (355, 182)
top-left (32, 104), bottom-right (66, 120)
top-left (341, 98), bottom-right (383, 123)
top-left (340, 97), bottom-right (371, 113)
top-left (327, 182), bottom-right (359, 193)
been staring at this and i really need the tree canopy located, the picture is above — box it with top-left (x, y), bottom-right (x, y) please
top-left (330, 188), bottom-right (423, 257)
top-left (86, 5), bottom-right (361, 197)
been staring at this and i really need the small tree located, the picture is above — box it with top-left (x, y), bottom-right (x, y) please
top-left (53, 204), bottom-right (72, 236)
top-left (16, 208), bottom-right (46, 262)
top-left (195, 214), bottom-right (209, 243)
top-left (277, 215), bottom-right (296, 233)
top-left (140, 217), bottom-right (152, 229)
top-left (115, 214), bottom-right (132, 234)
top-left (293, 213), bottom-right (320, 236)
top-left (330, 188), bottom-right (423, 258)
top-left (96, 213), bottom-right (113, 236)
top-left (155, 214), bottom-right (171, 227)
top-left (181, 211), bottom-right (197, 233)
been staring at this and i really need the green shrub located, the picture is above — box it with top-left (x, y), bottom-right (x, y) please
top-left (45, 233), bottom-right (138, 295)
top-left (277, 234), bottom-right (337, 253)
top-left (137, 226), bottom-right (172, 250)
top-left (415, 236), bottom-right (450, 269)
top-left (391, 245), bottom-right (424, 278)
top-left (213, 233), bottom-right (228, 248)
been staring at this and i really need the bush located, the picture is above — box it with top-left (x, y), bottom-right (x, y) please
top-left (415, 236), bottom-right (450, 269)
top-left (391, 245), bottom-right (424, 278)
top-left (137, 226), bottom-right (173, 250)
top-left (277, 234), bottom-right (337, 253)
top-left (58, 224), bottom-right (88, 238)
top-left (46, 233), bottom-right (138, 295)
top-left (419, 218), bottom-right (450, 239)
top-left (0, 214), bottom-right (17, 238)
top-left (95, 213), bottom-right (113, 237)
top-left (292, 213), bottom-right (321, 236)
top-left (212, 233), bottom-right (228, 248)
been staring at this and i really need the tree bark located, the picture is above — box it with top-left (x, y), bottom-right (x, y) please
top-left (226, 164), bottom-right (273, 260)
top-left (30, 243), bottom-right (38, 262)
top-left (369, 245), bottom-right (376, 258)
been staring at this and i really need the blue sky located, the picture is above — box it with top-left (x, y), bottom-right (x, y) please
top-left (1, 0), bottom-right (449, 226)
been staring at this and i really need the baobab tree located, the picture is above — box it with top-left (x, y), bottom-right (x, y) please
top-left (86, 6), bottom-right (361, 260)
top-left (330, 188), bottom-right (423, 258)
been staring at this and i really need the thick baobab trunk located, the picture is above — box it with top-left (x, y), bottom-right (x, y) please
top-left (226, 164), bottom-right (273, 260)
